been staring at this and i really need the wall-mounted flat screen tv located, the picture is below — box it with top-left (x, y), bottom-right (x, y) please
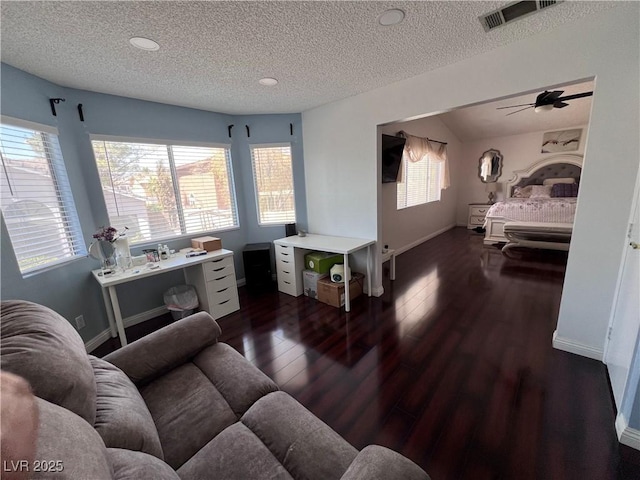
top-left (381, 134), bottom-right (406, 183)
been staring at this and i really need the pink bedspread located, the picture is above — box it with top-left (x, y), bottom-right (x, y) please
top-left (486, 198), bottom-right (577, 223)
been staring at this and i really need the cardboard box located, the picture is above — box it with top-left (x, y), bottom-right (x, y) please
top-left (304, 251), bottom-right (342, 274)
top-left (317, 273), bottom-right (364, 308)
top-left (191, 236), bottom-right (222, 252)
top-left (303, 270), bottom-right (328, 299)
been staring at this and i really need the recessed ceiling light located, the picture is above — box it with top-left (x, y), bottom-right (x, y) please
top-left (378, 8), bottom-right (405, 26)
top-left (259, 77), bottom-right (278, 86)
top-left (129, 37), bottom-right (160, 51)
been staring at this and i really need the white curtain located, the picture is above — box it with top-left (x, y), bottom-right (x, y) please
top-left (398, 131), bottom-right (450, 189)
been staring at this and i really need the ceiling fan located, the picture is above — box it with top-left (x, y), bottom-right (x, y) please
top-left (497, 90), bottom-right (593, 116)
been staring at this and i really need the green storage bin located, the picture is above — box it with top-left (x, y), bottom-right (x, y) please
top-left (304, 251), bottom-right (343, 274)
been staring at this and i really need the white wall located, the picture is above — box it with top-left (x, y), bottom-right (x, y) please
top-left (456, 124), bottom-right (588, 225)
top-left (379, 116), bottom-right (462, 254)
top-left (302, 4), bottom-right (639, 356)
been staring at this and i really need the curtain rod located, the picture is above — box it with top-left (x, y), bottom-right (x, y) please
top-left (397, 130), bottom-right (448, 146)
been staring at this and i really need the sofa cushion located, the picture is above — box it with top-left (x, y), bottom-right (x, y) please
top-left (177, 422), bottom-right (293, 480)
top-left (108, 448), bottom-right (179, 480)
top-left (0, 300), bottom-right (97, 425)
top-left (193, 342), bottom-right (279, 416)
top-left (32, 398), bottom-right (113, 479)
top-left (340, 445), bottom-right (430, 480)
top-left (104, 312), bottom-right (221, 385)
top-left (90, 356), bottom-right (164, 460)
top-left (241, 391), bottom-right (359, 480)
top-left (140, 362), bottom-right (237, 469)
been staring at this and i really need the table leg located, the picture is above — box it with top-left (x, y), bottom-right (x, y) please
top-left (101, 288), bottom-right (117, 337)
top-left (343, 253), bottom-right (350, 312)
top-left (390, 252), bottom-right (396, 281)
top-left (108, 285), bottom-right (128, 347)
top-left (366, 245), bottom-right (371, 296)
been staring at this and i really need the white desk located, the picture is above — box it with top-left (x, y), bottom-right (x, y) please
top-left (92, 249), bottom-right (235, 346)
top-left (273, 234), bottom-right (375, 311)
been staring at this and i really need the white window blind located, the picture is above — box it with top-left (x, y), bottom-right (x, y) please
top-left (91, 138), bottom-right (238, 244)
top-left (250, 143), bottom-right (296, 225)
top-left (397, 153), bottom-right (442, 209)
top-left (0, 119), bottom-right (86, 274)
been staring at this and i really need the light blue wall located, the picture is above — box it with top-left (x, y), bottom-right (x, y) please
top-left (0, 63), bottom-right (306, 342)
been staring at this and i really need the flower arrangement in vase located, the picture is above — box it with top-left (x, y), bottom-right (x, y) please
top-left (90, 226), bottom-right (131, 272)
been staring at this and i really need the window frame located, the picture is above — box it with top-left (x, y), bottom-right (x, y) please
top-left (90, 134), bottom-right (240, 246)
top-left (396, 152), bottom-right (442, 210)
top-left (249, 142), bottom-right (297, 226)
top-left (0, 115), bottom-right (87, 276)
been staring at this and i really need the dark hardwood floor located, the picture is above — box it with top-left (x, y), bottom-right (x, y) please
top-left (93, 227), bottom-right (640, 479)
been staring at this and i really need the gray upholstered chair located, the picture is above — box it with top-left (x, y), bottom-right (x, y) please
top-left (0, 300), bottom-right (429, 479)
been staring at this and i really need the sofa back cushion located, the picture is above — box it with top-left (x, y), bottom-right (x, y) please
top-left (0, 300), bottom-right (97, 425)
top-left (91, 356), bottom-right (164, 460)
top-left (32, 398), bottom-right (113, 479)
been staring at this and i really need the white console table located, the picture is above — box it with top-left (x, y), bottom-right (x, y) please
top-left (92, 249), bottom-right (238, 347)
top-left (273, 234), bottom-right (375, 312)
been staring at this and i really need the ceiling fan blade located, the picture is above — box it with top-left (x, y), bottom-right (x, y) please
top-left (505, 106), bottom-right (534, 116)
top-left (556, 91), bottom-right (594, 102)
top-left (537, 90), bottom-right (564, 103)
top-left (496, 103), bottom-right (535, 110)
top-left (553, 101), bottom-right (569, 108)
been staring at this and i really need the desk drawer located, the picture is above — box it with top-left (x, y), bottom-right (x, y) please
top-left (277, 276), bottom-right (299, 297)
top-left (275, 244), bottom-right (294, 262)
top-left (208, 272), bottom-right (236, 293)
top-left (203, 256), bottom-right (235, 282)
top-left (209, 289), bottom-right (240, 320)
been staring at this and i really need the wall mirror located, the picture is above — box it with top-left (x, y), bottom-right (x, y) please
top-left (478, 149), bottom-right (503, 183)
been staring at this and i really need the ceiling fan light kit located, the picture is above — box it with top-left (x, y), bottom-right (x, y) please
top-left (534, 104), bottom-right (555, 113)
top-left (498, 89), bottom-right (593, 116)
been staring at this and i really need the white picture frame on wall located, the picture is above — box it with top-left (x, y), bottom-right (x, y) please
top-left (541, 129), bottom-right (582, 153)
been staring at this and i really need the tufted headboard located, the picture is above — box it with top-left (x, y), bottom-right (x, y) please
top-left (506, 154), bottom-right (583, 197)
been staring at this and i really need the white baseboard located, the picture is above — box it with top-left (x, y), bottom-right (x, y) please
top-left (616, 413), bottom-right (640, 450)
top-left (84, 305), bottom-right (169, 352)
top-left (84, 329), bottom-right (112, 353)
top-left (395, 224), bottom-right (457, 256)
top-left (552, 330), bottom-right (604, 361)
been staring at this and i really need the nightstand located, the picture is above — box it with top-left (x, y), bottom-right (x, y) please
top-left (468, 203), bottom-right (491, 229)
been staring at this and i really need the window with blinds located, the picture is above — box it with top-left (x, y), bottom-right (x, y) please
top-left (0, 117), bottom-right (86, 275)
top-left (250, 143), bottom-right (296, 225)
top-left (91, 137), bottom-right (238, 244)
top-left (397, 153), bottom-right (442, 209)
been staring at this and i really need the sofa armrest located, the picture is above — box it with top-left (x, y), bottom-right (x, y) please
top-left (103, 311), bottom-right (221, 385)
top-left (340, 445), bottom-right (429, 480)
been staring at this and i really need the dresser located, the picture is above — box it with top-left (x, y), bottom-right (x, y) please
top-left (468, 203), bottom-right (491, 229)
top-left (185, 252), bottom-right (240, 320)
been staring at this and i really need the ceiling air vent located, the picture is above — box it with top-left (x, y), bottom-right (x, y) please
top-left (480, 0), bottom-right (563, 32)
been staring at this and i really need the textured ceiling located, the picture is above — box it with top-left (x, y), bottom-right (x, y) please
top-left (1, 1), bottom-right (615, 116)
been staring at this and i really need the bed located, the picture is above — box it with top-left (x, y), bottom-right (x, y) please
top-left (483, 154), bottom-right (582, 251)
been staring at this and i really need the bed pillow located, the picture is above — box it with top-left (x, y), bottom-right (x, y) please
top-left (543, 177), bottom-right (576, 186)
top-left (512, 185), bottom-right (533, 198)
top-left (529, 185), bottom-right (553, 198)
top-left (551, 182), bottom-right (579, 197)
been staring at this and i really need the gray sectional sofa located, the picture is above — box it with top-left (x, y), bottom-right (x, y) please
top-left (0, 300), bottom-right (429, 479)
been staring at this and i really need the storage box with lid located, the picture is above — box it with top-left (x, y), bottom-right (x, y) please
top-left (304, 251), bottom-right (342, 274)
top-left (302, 270), bottom-right (328, 299)
top-left (317, 273), bottom-right (364, 308)
top-left (191, 236), bottom-right (222, 252)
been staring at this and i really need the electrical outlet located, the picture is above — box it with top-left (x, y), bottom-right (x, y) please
top-left (75, 315), bottom-right (85, 330)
